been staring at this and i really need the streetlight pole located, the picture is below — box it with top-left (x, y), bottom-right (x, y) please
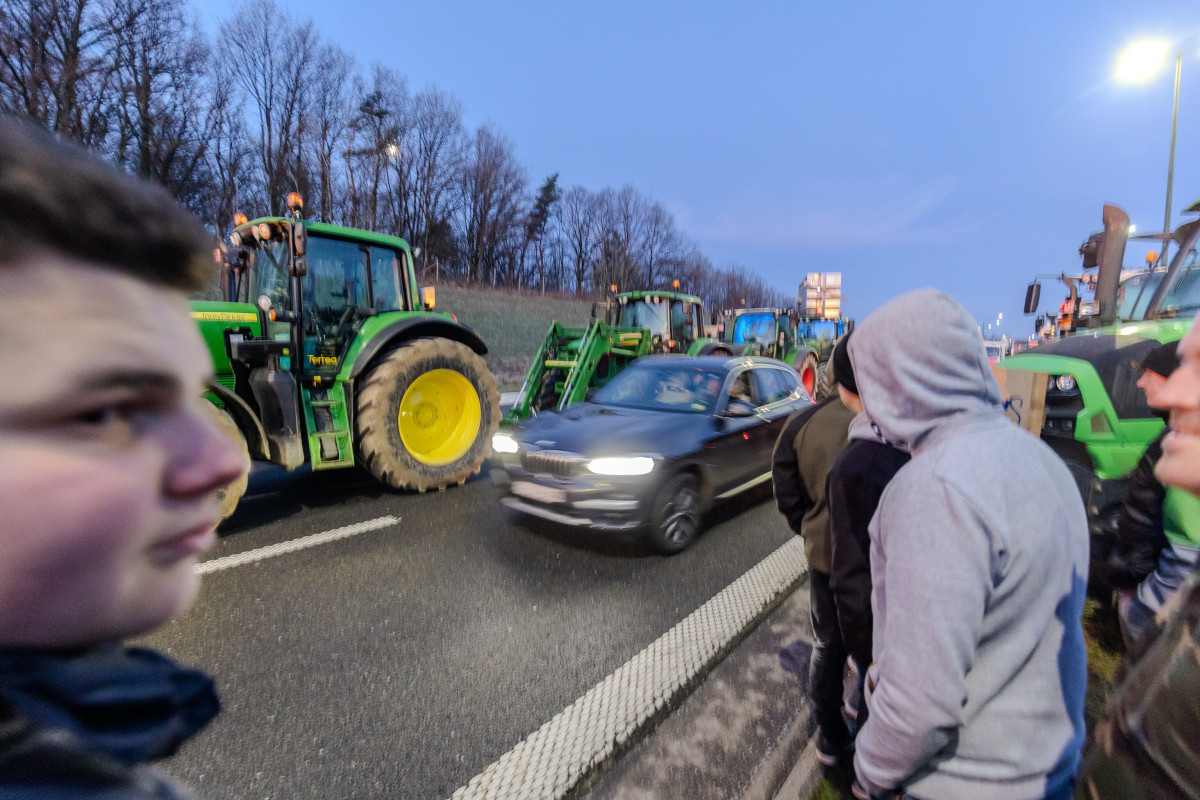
top-left (1162, 52), bottom-right (1182, 266)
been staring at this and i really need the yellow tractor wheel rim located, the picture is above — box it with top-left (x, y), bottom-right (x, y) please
top-left (397, 369), bottom-right (482, 466)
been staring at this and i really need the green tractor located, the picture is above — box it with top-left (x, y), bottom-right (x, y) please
top-left (717, 308), bottom-right (814, 394)
top-left (197, 196), bottom-right (500, 517)
top-left (1001, 200), bottom-right (1200, 546)
top-left (505, 290), bottom-right (718, 422)
top-left (796, 316), bottom-right (852, 399)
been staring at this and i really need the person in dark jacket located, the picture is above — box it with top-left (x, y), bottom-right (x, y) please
top-left (1103, 341), bottom-right (1181, 648)
top-left (825, 330), bottom-right (910, 733)
top-left (1075, 318), bottom-right (1200, 800)
top-left (771, 345), bottom-right (855, 766)
top-left (0, 119), bottom-right (247, 797)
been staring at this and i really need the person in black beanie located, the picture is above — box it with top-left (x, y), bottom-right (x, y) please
top-left (825, 332), bottom-right (910, 792)
top-left (771, 340), bottom-right (856, 768)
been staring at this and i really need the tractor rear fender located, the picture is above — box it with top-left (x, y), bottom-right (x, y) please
top-left (345, 316), bottom-right (489, 382)
top-left (206, 381), bottom-right (270, 462)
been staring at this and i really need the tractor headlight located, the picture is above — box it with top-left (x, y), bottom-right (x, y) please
top-left (492, 432), bottom-right (520, 454)
top-left (1055, 374), bottom-right (1077, 392)
top-left (586, 456), bottom-right (655, 475)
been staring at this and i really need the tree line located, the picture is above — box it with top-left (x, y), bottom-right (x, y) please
top-left (0, 0), bottom-right (788, 308)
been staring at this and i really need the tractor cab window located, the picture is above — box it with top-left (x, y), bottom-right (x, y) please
top-left (1158, 246), bottom-right (1200, 319)
top-left (370, 247), bottom-right (404, 312)
top-left (669, 302), bottom-right (689, 343)
top-left (617, 299), bottom-right (669, 337)
top-left (303, 236), bottom-right (370, 371)
top-left (733, 313), bottom-right (776, 347)
top-left (1116, 272), bottom-right (1165, 321)
top-left (248, 239), bottom-right (290, 308)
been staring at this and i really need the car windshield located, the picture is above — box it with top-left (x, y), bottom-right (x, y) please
top-left (592, 364), bottom-right (726, 413)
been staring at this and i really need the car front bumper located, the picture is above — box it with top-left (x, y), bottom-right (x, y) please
top-left (490, 455), bottom-right (662, 532)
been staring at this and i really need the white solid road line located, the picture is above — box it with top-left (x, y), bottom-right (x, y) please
top-left (195, 515), bottom-right (401, 574)
top-left (448, 536), bottom-right (808, 800)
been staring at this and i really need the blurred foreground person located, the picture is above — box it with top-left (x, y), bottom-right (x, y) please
top-left (771, 357), bottom-right (855, 767)
top-left (0, 118), bottom-right (247, 797)
top-left (1077, 317), bottom-right (1200, 800)
top-left (1101, 342), bottom-right (1200, 649)
top-left (850, 289), bottom-right (1088, 800)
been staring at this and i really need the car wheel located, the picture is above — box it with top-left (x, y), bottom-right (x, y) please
top-left (648, 473), bottom-right (702, 554)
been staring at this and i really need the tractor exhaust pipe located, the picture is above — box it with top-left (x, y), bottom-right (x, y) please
top-left (1094, 204), bottom-right (1129, 327)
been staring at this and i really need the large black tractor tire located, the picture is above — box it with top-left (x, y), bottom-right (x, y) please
top-left (797, 352), bottom-right (819, 398)
top-left (203, 401), bottom-right (250, 521)
top-left (536, 368), bottom-right (565, 413)
top-left (356, 338), bottom-right (501, 492)
top-left (647, 472), bottom-right (703, 555)
top-left (813, 360), bottom-right (836, 401)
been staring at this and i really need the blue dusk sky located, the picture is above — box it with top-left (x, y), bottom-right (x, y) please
top-left (193, 0), bottom-right (1200, 339)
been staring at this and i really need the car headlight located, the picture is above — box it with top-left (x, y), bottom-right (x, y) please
top-left (492, 432), bottom-right (519, 454)
top-left (586, 456), bottom-right (655, 475)
top-left (1055, 374), bottom-right (1077, 392)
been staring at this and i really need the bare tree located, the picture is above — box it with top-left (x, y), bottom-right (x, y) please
top-left (407, 85), bottom-right (464, 273)
top-left (457, 123), bottom-right (527, 286)
top-left (305, 42), bottom-right (354, 222)
top-left (219, 0), bottom-right (318, 213)
top-left (106, 0), bottom-right (213, 213)
top-left (0, 0), bottom-right (119, 146)
top-left (555, 185), bottom-right (598, 295)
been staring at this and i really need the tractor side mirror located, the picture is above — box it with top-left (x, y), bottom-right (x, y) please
top-left (591, 302), bottom-right (599, 319)
top-left (420, 286), bottom-right (436, 311)
top-left (1023, 283), bottom-right (1041, 315)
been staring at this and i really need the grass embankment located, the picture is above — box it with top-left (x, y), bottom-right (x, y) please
top-left (437, 285), bottom-right (594, 391)
top-left (809, 598), bottom-right (1124, 799)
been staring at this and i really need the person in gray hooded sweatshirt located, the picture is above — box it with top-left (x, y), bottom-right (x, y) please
top-left (849, 289), bottom-right (1088, 800)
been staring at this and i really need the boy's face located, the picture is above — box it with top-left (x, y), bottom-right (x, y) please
top-left (0, 256), bottom-right (247, 648)
top-left (1155, 322), bottom-right (1200, 495)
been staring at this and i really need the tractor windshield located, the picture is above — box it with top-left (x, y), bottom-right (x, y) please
top-left (732, 313), bottom-right (778, 345)
top-left (248, 239), bottom-right (291, 307)
top-left (798, 319), bottom-right (839, 343)
top-left (617, 300), bottom-right (669, 337)
top-left (1156, 245), bottom-right (1200, 319)
top-left (1115, 271), bottom-right (1165, 321)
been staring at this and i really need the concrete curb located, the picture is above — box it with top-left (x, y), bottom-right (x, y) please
top-left (769, 737), bottom-right (824, 800)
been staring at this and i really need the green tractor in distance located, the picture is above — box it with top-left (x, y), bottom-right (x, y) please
top-left (196, 195), bottom-right (500, 517)
top-left (505, 289), bottom-right (718, 422)
top-left (717, 308), bottom-right (814, 394)
top-left (795, 315), bottom-right (852, 398)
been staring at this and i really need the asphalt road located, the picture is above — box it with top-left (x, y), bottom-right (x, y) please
top-left (143, 461), bottom-right (794, 800)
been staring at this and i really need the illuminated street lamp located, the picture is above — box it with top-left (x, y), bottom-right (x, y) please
top-left (1115, 38), bottom-right (1182, 266)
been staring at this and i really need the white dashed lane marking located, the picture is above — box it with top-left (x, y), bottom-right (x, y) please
top-left (195, 515), bottom-right (401, 574)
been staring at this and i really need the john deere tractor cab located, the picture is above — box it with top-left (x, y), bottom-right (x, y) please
top-left (505, 289), bottom-right (714, 423)
top-left (1003, 199), bottom-right (1200, 564)
top-left (197, 194), bottom-right (500, 517)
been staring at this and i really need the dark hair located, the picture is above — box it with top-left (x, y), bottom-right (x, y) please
top-left (0, 116), bottom-right (214, 292)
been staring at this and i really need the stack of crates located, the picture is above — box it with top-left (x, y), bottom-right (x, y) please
top-left (798, 273), bottom-right (842, 319)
